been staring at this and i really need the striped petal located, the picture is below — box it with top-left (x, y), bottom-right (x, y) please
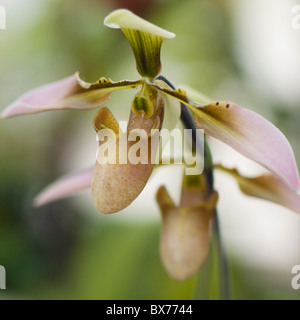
top-left (191, 101), bottom-right (299, 190)
top-left (1, 73), bottom-right (142, 118)
top-left (154, 82), bottom-right (299, 191)
top-left (216, 165), bottom-right (300, 215)
top-left (34, 168), bottom-right (93, 207)
top-left (104, 9), bottom-right (175, 78)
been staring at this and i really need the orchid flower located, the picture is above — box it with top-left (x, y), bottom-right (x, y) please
top-left (2, 9), bottom-right (300, 281)
top-left (157, 172), bottom-right (219, 281)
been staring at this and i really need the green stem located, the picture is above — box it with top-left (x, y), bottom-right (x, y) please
top-left (213, 211), bottom-right (230, 300)
top-left (204, 139), bottom-right (230, 299)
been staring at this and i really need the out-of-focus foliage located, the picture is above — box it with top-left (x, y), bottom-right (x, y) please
top-left (0, 0), bottom-right (300, 300)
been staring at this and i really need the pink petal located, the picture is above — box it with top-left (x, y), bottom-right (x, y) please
top-left (217, 165), bottom-right (300, 214)
top-left (1, 73), bottom-right (142, 118)
top-left (153, 84), bottom-right (299, 190)
top-left (2, 74), bottom-right (81, 118)
top-left (192, 102), bottom-right (299, 190)
top-left (34, 168), bottom-right (93, 207)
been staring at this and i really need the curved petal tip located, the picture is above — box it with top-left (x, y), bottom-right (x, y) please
top-left (104, 9), bottom-right (176, 39)
top-left (191, 101), bottom-right (300, 191)
top-left (34, 168), bottom-right (93, 207)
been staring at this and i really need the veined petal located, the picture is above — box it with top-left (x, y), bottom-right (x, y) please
top-left (154, 83), bottom-right (299, 189)
top-left (190, 101), bottom-right (299, 190)
top-left (1, 73), bottom-right (142, 118)
top-left (92, 102), bottom-right (164, 214)
top-left (216, 165), bottom-right (300, 215)
top-left (33, 168), bottom-right (93, 207)
top-left (104, 9), bottom-right (175, 78)
top-left (104, 9), bottom-right (175, 38)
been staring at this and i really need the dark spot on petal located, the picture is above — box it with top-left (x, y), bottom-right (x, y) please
top-left (216, 102), bottom-right (219, 106)
top-left (226, 104), bottom-right (230, 108)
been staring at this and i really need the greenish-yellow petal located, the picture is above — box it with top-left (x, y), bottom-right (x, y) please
top-left (104, 9), bottom-right (175, 79)
top-left (104, 9), bottom-right (175, 38)
top-left (77, 74), bottom-right (143, 92)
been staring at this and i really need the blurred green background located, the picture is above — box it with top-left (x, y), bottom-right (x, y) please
top-left (1, 0), bottom-right (300, 300)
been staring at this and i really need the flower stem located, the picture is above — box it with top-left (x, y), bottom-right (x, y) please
top-left (181, 106), bottom-right (230, 300)
top-left (213, 211), bottom-right (230, 300)
top-left (156, 75), bottom-right (230, 300)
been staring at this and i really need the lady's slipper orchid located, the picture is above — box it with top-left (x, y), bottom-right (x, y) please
top-left (2, 9), bottom-right (181, 214)
top-left (2, 9), bottom-right (300, 281)
top-left (157, 173), bottom-right (218, 281)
